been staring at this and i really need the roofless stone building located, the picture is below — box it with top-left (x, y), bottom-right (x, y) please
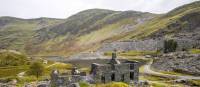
top-left (51, 67), bottom-right (86, 87)
top-left (51, 51), bottom-right (139, 87)
top-left (90, 50), bottom-right (139, 84)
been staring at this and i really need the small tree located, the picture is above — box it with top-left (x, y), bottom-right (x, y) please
top-left (164, 39), bottom-right (178, 53)
top-left (28, 61), bottom-right (44, 79)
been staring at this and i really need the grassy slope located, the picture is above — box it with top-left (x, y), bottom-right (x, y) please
top-left (0, 50), bottom-right (28, 66)
top-left (27, 9), bottom-right (116, 55)
top-left (104, 50), bottom-right (158, 56)
top-left (0, 58), bottom-right (72, 85)
top-left (120, 1), bottom-right (200, 40)
top-left (0, 9), bottom-right (156, 56)
top-left (1, 1), bottom-right (199, 56)
top-left (0, 66), bottom-right (29, 78)
top-left (0, 17), bottom-right (63, 53)
top-left (31, 10), bottom-right (156, 56)
top-left (0, 50), bottom-right (28, 78)
top-left (77, 18), bottom-right (137, 45)
top-left (189, 49), bottom-right (200, 54)
top-left (43, 1), bottom-right (200, 56)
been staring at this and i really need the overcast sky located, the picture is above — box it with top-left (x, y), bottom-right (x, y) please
top-left (0, 0), bottom-right (199, 19)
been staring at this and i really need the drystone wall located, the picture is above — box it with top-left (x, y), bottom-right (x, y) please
top-left (175, 39), bottom-right (200, 51)
top-left (98, 39), bottom-right (164, 52)
top-left (98, 39), bottom-right (200, 52)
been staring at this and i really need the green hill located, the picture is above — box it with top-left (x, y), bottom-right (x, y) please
top-left (28, 9), bottom-right (157, 56)
top-left (0, 1), bottom-right (200, 56)
top-left (0, 17), bottom-right (63, 53)
top-left (0, 50), bottom-right (27, 67)
top-left (121, 1), bottom-right (200, 40)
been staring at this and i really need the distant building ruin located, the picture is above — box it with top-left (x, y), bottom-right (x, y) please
top-left (51, 67), bottom-right (86, 87)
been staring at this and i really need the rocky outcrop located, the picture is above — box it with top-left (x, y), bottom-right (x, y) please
top-left (152, 52), bottom-right (200, 75)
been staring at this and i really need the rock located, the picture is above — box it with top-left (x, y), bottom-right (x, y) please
top-left (68, 83), bottom-right (80, 87)
top-left (145, 55), bottom-right (151, 58)
top-left (152, 52), bottom-right (200, 75)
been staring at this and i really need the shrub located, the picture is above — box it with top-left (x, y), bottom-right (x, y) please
top-left (27, 61), bottom-right (45, 79)
top-left (164, 39), bottom-right (177, 53)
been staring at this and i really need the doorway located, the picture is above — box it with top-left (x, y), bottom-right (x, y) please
top-left (111, 73), bottom-right (115, 81)
top-left (130, 72), bottom-right (134, 80)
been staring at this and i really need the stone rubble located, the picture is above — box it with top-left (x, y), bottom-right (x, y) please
top-left (152, 52), bottom-right (200, 75)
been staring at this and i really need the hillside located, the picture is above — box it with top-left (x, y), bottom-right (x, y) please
top-left (121, 1), bottom-right (200, 40)
top-left (0, 17), bottom-right (63, 53)
top-left (0, 1), bottom-right (200, 56)
top-left (27, 9), bottom-right (157, 56)
top-left (0, 50), bottom-right (27, 67)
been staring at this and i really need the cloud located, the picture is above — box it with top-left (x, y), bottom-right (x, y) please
top-left (0, 0), bottom-right (198, 18)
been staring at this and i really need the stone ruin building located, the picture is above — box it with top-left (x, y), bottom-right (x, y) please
top-left (50, 51), bottom-right (139, 87)
top-left (51, 67), bottom-right (86, 87)
top-left (90, 50), bottom-right (139, 84)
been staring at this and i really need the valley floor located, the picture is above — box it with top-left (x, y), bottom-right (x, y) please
top-left (1, 52), bottom-right (200, 87)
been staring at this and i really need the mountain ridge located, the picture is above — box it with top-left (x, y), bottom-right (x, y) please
top-left (0, 1), bottom-right (200, 56)
top-left (0, 16), bottom-right (64, 53)
top-left (26, 9), bottom-right (157, 56)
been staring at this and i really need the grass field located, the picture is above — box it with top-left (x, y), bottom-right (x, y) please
top-left (187, 80), bottom-right (200, 86)
top-left (0, 60), bottom-right (72, 86)
top-left (0, 65), bottom-right (29, 78)
top-left (104, 50), bottom-right (159, 56)
top-left (92, 82), bottom-right (129, 87)
top-left (189, 49), bottom-right (200, 54)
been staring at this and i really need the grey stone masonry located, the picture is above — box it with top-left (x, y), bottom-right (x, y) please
top-left (98, 39), bottom-right (200, 52)
top-left (50, 68), bottom-right (86, 87)
top-left (50, 51), bottom-right (139, 86)
top-left (90, 51), bottom-right (139, 84)
top-left (98, 39), bottom-right (164, 52)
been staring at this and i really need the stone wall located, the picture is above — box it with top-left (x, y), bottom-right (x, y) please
top-left (175, 39), bottom-right (200, 51)
top-left (51, 69), bottom-right (85, 87)
top-left (98, 39), bottom-right (200, 52)
top-left (98, 39), bottom-right (164, 52)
